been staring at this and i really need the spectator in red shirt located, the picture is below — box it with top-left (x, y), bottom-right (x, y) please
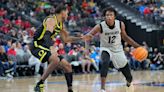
top-left (27, 27), bottom-right (35, 38)
top-left (3, 18), bottom-right (11, 25)
top-left (82, 0), bottom-right (89, 9)
top-left (144, 7), bottom-right (151, 15)
top-left (0, 25), bottom-right (10, 33)
top-left (0, 7), bottom-right (7, 17)
top-left (58, 43), bottom-right (66, 55)
top-left (23, 21), bottom-right (31, 29)
top-left (7, 43), bottom-right (16, 56)
top-left (15, 16), bottom-right (23, 27)
top-left (55, 36), bottom-right (61, 46)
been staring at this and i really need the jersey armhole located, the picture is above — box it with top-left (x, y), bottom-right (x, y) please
top-left (100, 24), bottom-right (103, 33)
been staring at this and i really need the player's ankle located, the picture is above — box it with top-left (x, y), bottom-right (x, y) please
top-left (37, 80), bottom-right (44, 85)
top-left (68, 89), bottom-right (73, 92)
top-left (126, 81), bottom-right (131, 87)
top-left (101, 87), bottom-right (105, 90)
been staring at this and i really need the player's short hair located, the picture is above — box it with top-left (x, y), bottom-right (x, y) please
top-left (102, 7), bottom-right (117, 16)
top-left (55, 4), bottom-right (67, 14)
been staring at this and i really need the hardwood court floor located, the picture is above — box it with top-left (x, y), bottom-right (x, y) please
top-left (0, 70), bottom-right (164, 92)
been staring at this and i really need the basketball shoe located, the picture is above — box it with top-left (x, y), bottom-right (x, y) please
top-left (34, 83), bottom-right (44, 92)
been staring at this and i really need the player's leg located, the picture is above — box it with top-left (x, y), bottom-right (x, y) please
top-left (33, 49), bottom-right (60, 92)
top-left (39, 52), bottom-right (59, 81)
top-left (119, 63), bottom-right (132, 87)
top-left (59, 56), bottom-right (73, 92)
top-left (111, 51), bottom-right (132, 87)
top-left (100, 51), bottom-right (110, 90)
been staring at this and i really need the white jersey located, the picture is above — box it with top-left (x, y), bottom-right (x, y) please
top-left (100, 20), bottom-right (123, 52)
top-left (99, 20), bottom-right (128, 68)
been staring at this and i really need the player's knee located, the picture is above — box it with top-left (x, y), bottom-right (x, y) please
top-left (61, 59), bottom-right (72, 72)
top-left (49, 54), bottom-right (59, 64)
top-left (101, 51), bottom-right (110, 62)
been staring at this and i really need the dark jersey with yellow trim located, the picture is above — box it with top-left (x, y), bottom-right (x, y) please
top-left (33, 15), bottom-right (63, 48)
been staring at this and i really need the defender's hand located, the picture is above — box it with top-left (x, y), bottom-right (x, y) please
top-left (50, 46), bottom-right (58, 55)
top-left (82, 35), bottom-right (91, 41)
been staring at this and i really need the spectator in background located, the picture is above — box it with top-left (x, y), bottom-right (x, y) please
top-left (68, 45), bottom-right (78, 56)
top-left (68, 13), bottom-right (77, 28)
top-left (2, 17), bottom-right (11, 25)
top-left (7, 43), bottom-right (16, 56)
top-left (144, 6), bottom-right (151, 15)
top-left (7, 42), bottom-right (17, 63)
top-left (15, 42), bottom-right (26, 64)
top-left (28, 55), bottom-right (41, 76)
top-left (15, 16), bottom-right (23, 28)
top-left (23, 45), bottom-right (41, 76)
top-left (9, 12), bottom-right (17, 21)
top-left (130, 47), bottom-right (141, 70)
top-left (0, 23), bottom-right (10, 33)
top-left (65, 43), bottom-right (72, 54)
top-left (24, 21), bottom-right (31, 29)
top-left (90, 47), bottom-right (100, 72)
top-left (0, 61), bottom-right (4, 76)
top-left (58, 43), bottom-right (66, 56)
top-left (0, 7), bottom-right (7, 17)
top-left (0, 45), bottom-right (16, 77)
top-left (142, 41), bottom-right (149, 50)
top-left (10, 30), bottom-right (18, 38)
top-left (22, 31), bottom-right (31, 44)
top-left (150, 48), bottom-right (164, 70)
top-left (80, 49), bottom-right (91, 73)
top-left (3, 39), bottom-right (12, 52)
top-left (15, 42), bottom-right (25, 57)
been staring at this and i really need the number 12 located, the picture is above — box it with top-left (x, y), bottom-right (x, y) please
top-left (108, 36), bottom-right (116, 43)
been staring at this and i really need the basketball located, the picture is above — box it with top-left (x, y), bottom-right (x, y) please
top-left (132, 47), bottom-right (148, 62)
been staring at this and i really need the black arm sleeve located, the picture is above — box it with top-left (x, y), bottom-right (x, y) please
top-left (42, 31), bottom-right (53, 48)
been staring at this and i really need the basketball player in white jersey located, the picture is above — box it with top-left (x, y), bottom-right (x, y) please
top-left (82, 7), bottom-right (141, 92)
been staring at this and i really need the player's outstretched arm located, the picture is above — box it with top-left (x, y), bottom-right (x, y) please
top-left (82, 24), bottom-right (101, 41)
top-left (120, 21), bottom-right (141, 48)
top-left (60, 24), bottom-right (82, 43)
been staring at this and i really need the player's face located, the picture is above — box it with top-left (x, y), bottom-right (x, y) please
top-left (62, 9), bottom-right (68, 21)
top-left (105, 11), bottom-right (115, 23)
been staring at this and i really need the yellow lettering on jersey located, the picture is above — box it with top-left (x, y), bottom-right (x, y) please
top-left (38, 50), bottom-right (47, 61)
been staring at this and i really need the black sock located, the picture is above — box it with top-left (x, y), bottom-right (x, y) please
top-left (120, 63), bottom-right (132, 83)
top-left (37, 80), bottom-right (44, 85)
top-left (64, 72), bottom-right (73, 88)
top-left (68, 89), bottom-right (73, 92)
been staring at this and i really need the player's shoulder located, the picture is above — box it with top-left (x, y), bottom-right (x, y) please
top-left (43, 15), bottom-right (54, 22)
top-left (100, 20), bottom-right (105, 24)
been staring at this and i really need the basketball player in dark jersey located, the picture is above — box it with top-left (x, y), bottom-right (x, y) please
top-left (30, 4), bottom-right (82, 92)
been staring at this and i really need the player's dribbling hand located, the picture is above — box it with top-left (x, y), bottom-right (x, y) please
top-left (82, 35), bottom-right (91, 41)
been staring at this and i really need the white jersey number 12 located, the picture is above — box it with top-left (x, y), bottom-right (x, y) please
top-left (108, 36), bottom-right (116, 44)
